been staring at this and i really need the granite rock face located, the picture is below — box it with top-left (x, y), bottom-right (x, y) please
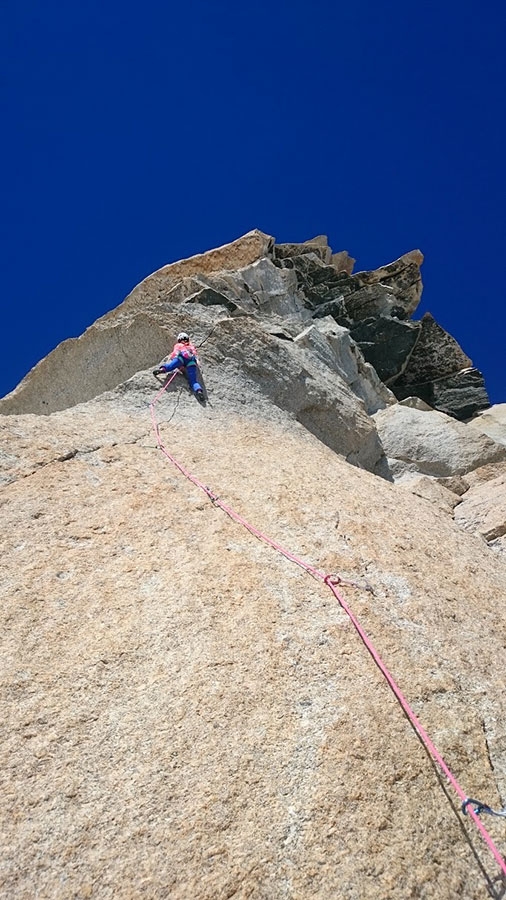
top-left (124, 228), bottom-right (275, 306)
top-left (0, 229), bottom-right (273, 416)
top-left (350, 316), bottom-right (421, 384)
top-left (398, 474), bottom-right (463, 512)
top-left (394, 367), bottom-right (490, 421)
top-left (449, 414), bottom-right (506, 553)
top-left (2, 232), bottom-right (506, 898)
top-left (0, 230), bottom-right (499, 487)
top-left (293, 318), bottom-right (395, 415)
top-left (0, 231), bottom-right (489, 422)
top-left (390, 314), bottom-right (490, 419)
top-left (194, 315), bottom-right (385, 471)
top-left (353, 249), bottom-right (424, 318)
top-left (454, 471), bottom-right (506, 543)
top-left (393, 312), bottom-right (471, 385)
top-left (3, 384), bottom-right (506, 899)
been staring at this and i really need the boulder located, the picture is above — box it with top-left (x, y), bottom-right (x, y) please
top-left (434, 474), bottom-right (470, 495)
top-left (461, 459), bottom-right (506, 489)
top-left (350, 316), bottom-right (421, 383)
top-left (373, 404), bottom-right (506, 480)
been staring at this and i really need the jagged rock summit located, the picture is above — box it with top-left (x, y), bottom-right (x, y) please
top-left (0, 229), bottom-right (490, 424)
top-left (2, 232), bottom-right (506, 899)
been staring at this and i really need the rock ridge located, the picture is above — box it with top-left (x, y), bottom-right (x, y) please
top-left (0, 230), bottom-right (489, 424)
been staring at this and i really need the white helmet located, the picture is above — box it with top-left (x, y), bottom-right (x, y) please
top-left (177, 331), bottom-right (189, 342)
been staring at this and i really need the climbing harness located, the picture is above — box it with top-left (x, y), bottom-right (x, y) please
top-left (177, 349), bottom-right (196, 365)
top-left (149, 377), bottom-right (506, 882)
top-left (463, 798), bottom-right (506, 819)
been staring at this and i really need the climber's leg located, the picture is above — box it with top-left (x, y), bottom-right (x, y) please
top-left (162, 358), bottom-right (183, 374)
top-left (185, 363), bottom-right (203, 396)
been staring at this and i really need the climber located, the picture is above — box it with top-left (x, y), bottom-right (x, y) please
top-left (153, 332), bottom-right (204, 401)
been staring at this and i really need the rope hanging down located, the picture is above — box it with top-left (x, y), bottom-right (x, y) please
top-left (149, 376), bottom-right (506, 881)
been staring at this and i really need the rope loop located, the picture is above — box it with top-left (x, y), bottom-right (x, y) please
top-left (324, 573), bottom-right (341, 586)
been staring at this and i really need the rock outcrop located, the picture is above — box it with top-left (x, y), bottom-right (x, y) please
top-left (352, 249), bottom-right (424, 318)
top-left (2, 232), bottom-right (506, 899)
top-left (391, 313), bottom-right (490, 419)
top-left (0, 231), bottom-right (490, 424)
top-left (373, 404), bottom-right (506, 480)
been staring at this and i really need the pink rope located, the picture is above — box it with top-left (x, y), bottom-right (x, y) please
top-left (323, 576), bottom-right (506, 876)
top-left (149, 381), bottom-right (506, 879)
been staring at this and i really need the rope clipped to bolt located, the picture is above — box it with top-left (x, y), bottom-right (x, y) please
top-left (463, 799), bottom-right (506, 819)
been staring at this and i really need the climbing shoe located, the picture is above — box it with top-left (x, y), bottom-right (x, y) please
top-left (196, 389), bottom-right (205, 402)
top-left (153, 368), bottom-right (165, 377)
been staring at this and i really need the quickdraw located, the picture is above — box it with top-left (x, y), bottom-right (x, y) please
top-left (326, 573), bottom-right (375, 594)
top-left (462, 798), bottom-right (506, 819)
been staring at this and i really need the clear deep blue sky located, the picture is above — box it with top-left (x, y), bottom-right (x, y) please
top-left (2, 0), bottom-right (505, 403)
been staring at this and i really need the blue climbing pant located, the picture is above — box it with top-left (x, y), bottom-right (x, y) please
top-left (162, 358), bottom-right (202, 393)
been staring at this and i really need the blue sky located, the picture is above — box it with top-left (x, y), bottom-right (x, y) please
top-left (2, 0), bottom-right (505, 403)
